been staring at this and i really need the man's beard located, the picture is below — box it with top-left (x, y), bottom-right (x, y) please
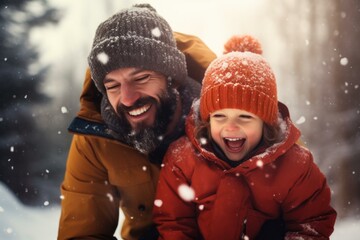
top-left (113, 86), bottom-right (178, 154)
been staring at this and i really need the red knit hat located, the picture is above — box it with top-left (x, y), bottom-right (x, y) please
top-left (199, 35), bottom-right (278, 125)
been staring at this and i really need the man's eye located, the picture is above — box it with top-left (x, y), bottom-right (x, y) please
top-left (136, 74), bottom-right (150, 82)
top-left (105, 84), bottom-right (119, 90)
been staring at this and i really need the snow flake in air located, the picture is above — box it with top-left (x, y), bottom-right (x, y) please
top-left (106, 193), bottom-right (114, 202)
top-left (151, 27), bottom-right (161, 37)
top-left (340, 57), bottom-right (348, 66)
top-left (256, 160), bottom-right (264, 168)
top-left (61, 106), bottom-right (68, 114)
top-left (296, 116), bottom-right (306, 125)
top-left (43, 201), bottom-right (49, 206)
top-left (199, 137), bottom-right (207, 145)
top-left (177, 184), bottom-right (195, 202)
top-left (97, 52), bottom-right (109, 65)
top-left (154, 199), bottom-right (163, 207)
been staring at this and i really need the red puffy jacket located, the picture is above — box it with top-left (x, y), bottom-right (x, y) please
top-left (153, 102), bottom-right (336, 240)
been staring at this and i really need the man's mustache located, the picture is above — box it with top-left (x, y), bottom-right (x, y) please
top-left (117, 97), bottom-right (157, 113)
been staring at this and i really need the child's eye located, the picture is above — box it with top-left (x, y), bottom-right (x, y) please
top-left (212, 113), bottom-right (225, 119)
top-left (240, 114), bottom-right (252, 119)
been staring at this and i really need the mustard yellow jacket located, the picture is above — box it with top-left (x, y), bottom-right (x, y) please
top-left (57, 32), bottom-right (216, 240)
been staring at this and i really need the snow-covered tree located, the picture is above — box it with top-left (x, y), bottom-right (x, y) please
top-left (0, 0), bottom-right (59, 205)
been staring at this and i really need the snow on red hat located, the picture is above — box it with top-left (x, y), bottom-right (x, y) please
top-left (199, 35), bottom-right (278, 125)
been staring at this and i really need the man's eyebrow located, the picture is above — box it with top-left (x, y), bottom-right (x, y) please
top-left (132, 68), bottom-right (144, 75)
top-left (103, 77), bottom-right (115, 84)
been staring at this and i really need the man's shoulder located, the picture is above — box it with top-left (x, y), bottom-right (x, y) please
top-left (68, 116), bottom-right (113, 139)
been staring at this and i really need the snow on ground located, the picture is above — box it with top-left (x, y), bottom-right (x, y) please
top-left (0, 182), bottom-right (358, 239)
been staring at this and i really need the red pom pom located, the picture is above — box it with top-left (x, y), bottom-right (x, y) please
top-left (223, 35), bottom-right (263, 54)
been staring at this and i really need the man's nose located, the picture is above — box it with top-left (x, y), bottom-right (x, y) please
top-left (120, 84), bottom-right (140, 107)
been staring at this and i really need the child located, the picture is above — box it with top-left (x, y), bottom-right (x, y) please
top-left (153, 35), bottom-right (337, 240)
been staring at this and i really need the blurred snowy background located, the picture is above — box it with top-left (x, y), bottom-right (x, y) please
top-left (0, 0), bottom-right (359, 239)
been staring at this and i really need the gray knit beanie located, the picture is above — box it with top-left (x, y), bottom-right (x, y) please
top-left (88, 3), bottom-right (187, 94)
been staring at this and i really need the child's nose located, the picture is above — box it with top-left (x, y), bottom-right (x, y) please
top-left (225, 120), bottom-right (240, 131)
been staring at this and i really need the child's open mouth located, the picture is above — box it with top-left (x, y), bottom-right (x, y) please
top-left (224, 137), bottom-right (245, 152)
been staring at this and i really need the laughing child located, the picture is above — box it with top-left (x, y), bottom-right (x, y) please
top-left (153, 35), bottom-right (336, 240)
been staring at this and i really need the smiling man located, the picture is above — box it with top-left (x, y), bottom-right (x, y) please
top-left (57, 3), bottom-right (216, 240)
top-left (102, 67), bottom-right (179, 154)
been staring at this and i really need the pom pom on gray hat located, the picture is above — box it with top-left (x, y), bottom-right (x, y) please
top-left (88, 3), bottom-right (187, 94)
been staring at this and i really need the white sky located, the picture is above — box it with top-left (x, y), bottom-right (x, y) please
top-left (32, 0), bottom-right (273, 68)
top-left (31, 0), bottom-right (287, 97)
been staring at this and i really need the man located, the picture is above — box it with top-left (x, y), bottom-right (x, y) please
top-left (57, 3), bottom-right (216, 240)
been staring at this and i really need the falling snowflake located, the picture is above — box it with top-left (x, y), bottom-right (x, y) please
top-left (340, 57), bottom-right (348, 66)
top-left (43, 201), bottom-right (49, 206)
top-left (107, 193), bottom-right (114, 202)
top-left (256, 160), bottom-right (264, 167)
top-left (151, 27), bottom-right (161, 37)
top-left (199, 137), bottom-right (208, 145)
top-left (97, 52), bottom-right (109, 65)
top-left (154, 199), bottom-right (163, 207)
top-left (296, 116), bottom-right (306, 125)
top-left (178, 184), bottom-right (195, 202)
top-left (61, 106), bottom-right (68, 114)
